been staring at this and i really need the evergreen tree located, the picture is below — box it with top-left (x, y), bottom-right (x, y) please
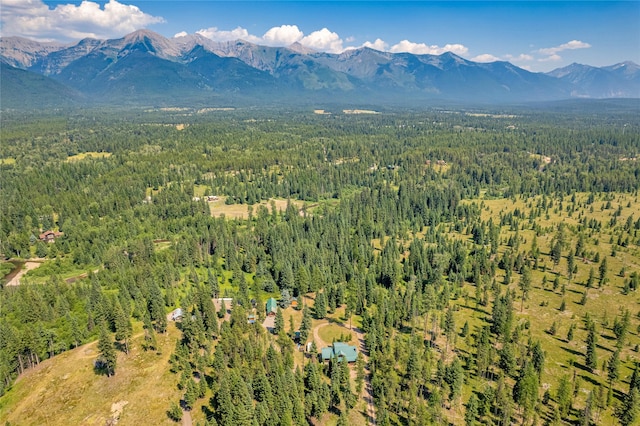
top-left (218, 298), bottom-right (226, 319)
top-left (629, 362), bottom-right (640, 394)
top-left (551, 240), bottom-right (563, 268)
top-left (567, 323), bottom-right (575, 342)
top-left (97, 322), bottom-right (117, 377)
top-left (513, 363), bottom-right (539, 423)
top-left (207, 268), bottom-right (219, 298)
top-left (114, 299), bottom-right (132, 354)
top-left (183, 378), bottom-right (198, 411)
top-left (444, 307), bottom-right (455, 351)
top-left (314, 291), bottom-right (327, 320)
top-left (598, 256), bottom-right (608, 286)
top-left (445, 357), bottom-right (465, 403)
top-left (518, 265), bottom-right (532, 311)
top-left (613, 309), bottom-right (630, 349)
top-left (586, 267), bottom-right (595, 288)
top-left (556, 374), bottom-right (572, 417)
top-left (465, 393), bottom-right (479, 426)
top-left (567, 250), bottom-right (576, 281)
top-left (355, 353), bottom-right (365, 394)
top-left (299, 305), bottom-right (312, 343)
top-left (167, 401), bottom-right (183, 422)
top-left (143, 310), bottom-right (158, 351)
top-left (274, 307), bottom-right (285, 335)
top-left (616, 388), bottom-right (640, 426)
top-left (580, 389), bottom-right (594, 426)
top-left (607, 348), bottom-right (620, 388)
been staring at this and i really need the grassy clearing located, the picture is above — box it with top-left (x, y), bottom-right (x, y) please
top-left (65, 151), bottom-right (112, 162)
top-left (448, 191), bottom-right (640, 424)
top-left (193, 184), bottom-right (209, 197)
top-left (0, 157), bottom-right (16, 165)
top-left (0, 323), bottom-right (181, 426)
top-left (209, 197), bottom-right (303, 219)
top-left (318, 323), bottom-right (355, 345)
top-left (23, 257), bottom-right (97, 284)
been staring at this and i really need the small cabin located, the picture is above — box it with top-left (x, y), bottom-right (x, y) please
top-left (266, 298), bottom-right (278, 316)
top-left (39, 230), bottom-right (63, 243)
top-left (170, 308), bottom-right (183, 321)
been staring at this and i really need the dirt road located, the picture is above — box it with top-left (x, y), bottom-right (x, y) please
top-left (311, 321), bottom-right (376, 425)
top-left (352, 326), bottom-right (376, 426)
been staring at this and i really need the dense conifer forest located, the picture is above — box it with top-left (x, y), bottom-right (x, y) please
top-left (1, 104), bottom-right (639, 425)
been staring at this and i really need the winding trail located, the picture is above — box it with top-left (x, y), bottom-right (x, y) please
top-left (181, 409), bottom-right (192, 426)
top-left (352, 326), bottom-right (376, 426)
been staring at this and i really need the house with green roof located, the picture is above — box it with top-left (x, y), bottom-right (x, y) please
top-left (321, 342), bottom-right (358, 363)
top-left (266, 297), bottom-right (278, 316)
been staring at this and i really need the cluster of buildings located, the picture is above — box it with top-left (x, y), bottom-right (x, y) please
top-left (170, 296), bottom-right (358, 363)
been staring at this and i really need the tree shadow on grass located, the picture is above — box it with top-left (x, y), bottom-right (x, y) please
top-left (596, 343), bottom-right (613, 353)
top-left (464, 305), bottom-right (491, 316)
top-left (572, 361), bottom-right (594, 374)
top-left (93, 359), bottom-right (113, 377)
top-left (579, 374), bottom-right (601, 388)
top-left (561, 346), bottom-right (583, 357)
top-left (201, 405), bottom-right (215, 422)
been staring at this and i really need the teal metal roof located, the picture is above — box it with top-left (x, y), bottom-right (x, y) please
top-left (320, 342), bottom-right (358, 362)
top-left (266, 298), bottom-right (278, 313)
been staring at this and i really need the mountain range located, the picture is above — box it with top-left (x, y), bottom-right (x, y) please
top-left (1, 29), bottom-right (639, 108)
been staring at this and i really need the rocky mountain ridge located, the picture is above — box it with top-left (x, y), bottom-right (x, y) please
top-left (1, 30), bottom-right (638, 107)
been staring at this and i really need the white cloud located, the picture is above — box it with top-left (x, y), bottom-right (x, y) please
top-left (174, 31), bottom-right (188, 38)
top-left (263, 25), bottom-right (303, 45)
top-left (362, 38), bottom-right (389, 52)
top-left (194, 25), bottom-right (468, 57)
top-left (472, 53), bottom-right (500, 63)
top-left (196, 26), bottom-right (261, 43)
top-left (196, 25), bottom-right (345, 52)
top-left (390, 40), bottom-right (468, 56)
top-left (505, 53), bottom-right (534, 62)
top-left (300, 28), bottom-right (344, 53)
top-left (0, 0), bottom-right (164, 41)
top-left (538, 54), bottom-right (562, 62)
top-left (538, 39), bottom-right (591, 55)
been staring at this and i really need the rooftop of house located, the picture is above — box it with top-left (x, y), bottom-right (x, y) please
top-left (321, 342), bottom-right (358, 362)
top-left (266, 297), bottom-right (278, 312)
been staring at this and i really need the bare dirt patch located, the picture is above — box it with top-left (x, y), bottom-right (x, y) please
top-left (5, 260), bottom-right (45, 286)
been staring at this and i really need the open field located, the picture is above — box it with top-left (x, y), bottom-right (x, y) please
top-left (23, 256), bottom-right (99, 284)
top-left (65, 151), bottom-right (112, 162)
top-left (208, 196), bottom-right (303, 219)
top-left (449, 192), bottom-right (640, 424)
top-left (0, 323), bottom-right (181, 426)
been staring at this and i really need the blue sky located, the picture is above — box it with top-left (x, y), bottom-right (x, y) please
top-left (2, 1), bottom-right (638, 72)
